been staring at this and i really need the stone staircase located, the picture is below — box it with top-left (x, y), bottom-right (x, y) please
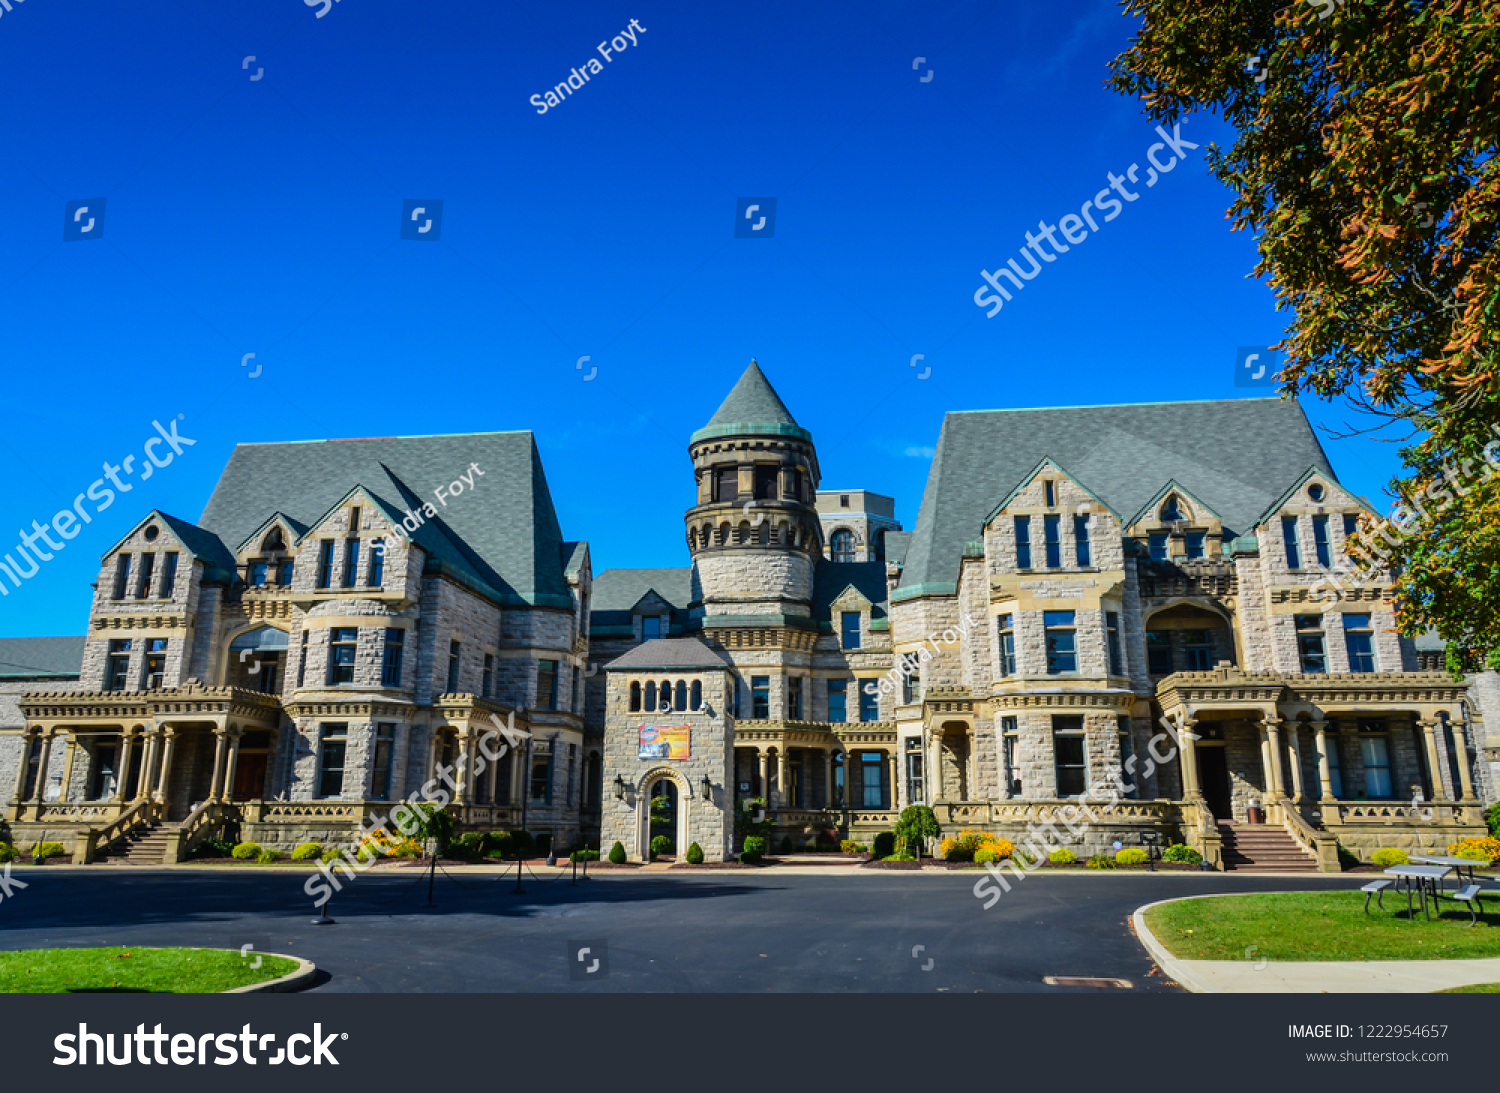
top-left (92, 822), bottom-right (173, 865)
top-left (1217, 821), bottom-right (1319, 873)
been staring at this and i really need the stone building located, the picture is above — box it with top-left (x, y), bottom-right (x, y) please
top-left (2, 363), bottom-right (1493, 869)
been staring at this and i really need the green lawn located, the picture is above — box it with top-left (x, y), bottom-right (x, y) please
top-left (0, 947), bottom-right (300, 993)
top-left (1145, 891), bottom-right (1500, 962)
top-left (1438, 982), bottom-right (1500, 993)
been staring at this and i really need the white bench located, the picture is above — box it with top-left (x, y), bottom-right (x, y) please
top-left (1451, 884), bottom-right (1484, 927)
top-left (1361, 879), bottom-right (1392, 916)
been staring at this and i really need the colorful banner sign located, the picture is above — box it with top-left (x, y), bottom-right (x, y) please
top-left (637, 724), bottom-right (690, 760)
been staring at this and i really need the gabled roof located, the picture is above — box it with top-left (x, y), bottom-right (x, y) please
top-left (899, 398), bottom-right (1335, 596)
top-left (1127, 478), bottom-right (1224, 529)
top-left (813, 561), bottom-right (889, 620)
top-left (197, 431), bottom-right (572, 608)
top-left (591, 568), bottom-right (694, 613)
top-left (108, 511), bottom-right (238, 582)
top-left (1252, 465), bottom-right (1375, 527)
top-left (983, 456), bottom-right (1124, 526)
top-left (690, 361), bottom-right (812, 444)
top-left (604, 637), bottom-right (731, 672)
top-left (0, 636), bottom-right (85, 680)
top-left (298, 484), bottom-right (410, 544)
top-left (235, 511), bottom-right (310, 555)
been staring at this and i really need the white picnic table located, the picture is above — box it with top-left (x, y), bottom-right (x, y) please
top-left (1411, 855), bottom-right (1484, 890)
top-left (1383, 863), bottom-right (1453, 922)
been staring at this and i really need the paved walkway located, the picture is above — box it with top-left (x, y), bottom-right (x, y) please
top-left (1133, 894), bottom-right (1500, 993)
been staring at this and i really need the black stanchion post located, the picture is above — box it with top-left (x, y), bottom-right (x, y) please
top-left (581, 843), bottom-right (589, 881)
top-left (426, 851), bottom-right (437, 908)
top-left (312, 891), bottom-right (335, 926)
top-left (572, 851), bottom-right (578, 885)
top-left (512, 851), bottom-right (526, 894)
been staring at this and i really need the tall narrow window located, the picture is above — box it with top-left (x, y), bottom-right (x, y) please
top-left (1343, 513), bottom-right (1359, 540)
top-left (371, 724), bottom-right (396, 800)
top-left (446, 641), bottom-right (461, 693)
top-left (160, 552), bottom-right (178, 597)
top-left (537, 659), bottom-right (558, 709)
top-left (1146, 630), bottom-right (1173, 674)
top-left (998, 614), bottom-right (1016, 677)
top-left (674, 680), bottom-right (687, 712)
top-left (1295, 615), bottom-right (1326, 674)
top-left (481, 652), bottom-right (493, 697)
top-left (861, 751), bottom-right (885, 808)
top-left (317, 723), bottom-right (348, 798)
top-left (328, 628), bottom-right (358, 685)
top-left (112, 554), bottom-right (131, 600)
top-left (1326, 733), bottom-right (1344, 798)
top-left (841, 611), bottom-right (861, 649)
top-left (530, 750), bottom-right (552, 804)
top-left (1117, 715), bottom-right (1137, 799)
top-left (1074, 515), bottom-right (1091, 567)
top-left (1282, 516), bottom-right (1301, 569)
top-left (828, 679), bottom-right (847, 723)
top-left (382, 628), bottom-right (404, 687)
top-left (1312, 515), bottom-right (1331, 568)
top-left (715, 466), bottom-right (739, 502)
top-left (751, 675), bottom-right (770, 719)
top-left (644, 681), bottom-right (656, 711)
top-left (1044, 515), bottom-right (1061, 568)
top-left (1014, 516), bottom-right (1032, 569)
top-left (1184, 532), bottom-right (1205, 559)
top-left (342, 538), bottom-right (360, 589)
top-left (900, 653), bottom-right (919, 704)
top-left (1044, 480), bottom-right (1056, 508)
top-left (1360, 733), bottom-right (1392, 798)
top-left (142, 638), bottom-right (167, 690)
top-left (690, 680), bottom-right (703, 710)
top-left (106, 639), bottom-right (132, 691)
top-left (1106, 612), bottom-right (1123, 676)
top-left (135, 553), bottom-right (156, 599)
top-left (1148, 533), bottom-right (1168, 562)
top-left (788, 676), bottom-right (803, 719)
top-left (1003, 718), bottom-right (1021, 795)
top-left (905, 738), bottom-right (924, 806)
top-left (1052, 716), bottom-right (1087, 796)
top-left (276, 559), bottom-right (294, 587)
top-left (297, 630), bottom-right (308, 687)
top-left (1044, 611), bottom-right (1077, 674)
top-left (630, 681), bottom-right (642, 712)
top-left (859, 681), bottom-right (879, 722)
top-left (317, 541), bottom-right (335, 588)
top-left (1182, 630), bottom-right (1213, 670)
top-left (368, 539), bottom-right (385, 587)
top-left (249, 561), bottom-right (268, 587)
top-left (1344, 614), bottom-right (1376, 673)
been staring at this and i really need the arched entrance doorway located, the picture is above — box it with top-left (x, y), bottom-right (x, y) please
top-left (636, 768), bottom-right (689, 860)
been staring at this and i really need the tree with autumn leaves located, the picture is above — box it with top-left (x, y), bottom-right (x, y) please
top-left (1107, 0), bottom-right (1500, 669)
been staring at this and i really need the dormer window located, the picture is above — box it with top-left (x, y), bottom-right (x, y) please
top-left (1160, 496), bottom-right (1183, 523)
top-left (642, 615), bottom-right (662, 640)
top-left (841, 611), bottom-right (862, 649)
top-left (263, 528), bottom-right (285, 552)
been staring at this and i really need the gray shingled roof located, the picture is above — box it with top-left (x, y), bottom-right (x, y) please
top-left (813, 561), bottom-right (889, 619)
top-left (198, 431), bottom-right (572, 608)
top-left (883, 530), bottom-right (912, 567)
top-left (690, 361), bottom-right (812, 443)
top-left (0, 636), bottom-right (85, 679)
top-left (899, 398), bottom-right (1335, 596)
top-left (604, 637), bottom-right (731, 671)
top-left (592, 568), bottom-right (695, 613)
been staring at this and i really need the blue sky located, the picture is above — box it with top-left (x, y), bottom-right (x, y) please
top-left (0, 0), bottom-right (1404, 637)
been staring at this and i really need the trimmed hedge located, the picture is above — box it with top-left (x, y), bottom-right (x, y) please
top-left (608, 841), bottom-right (626, 865)
top-left (685, 842), bottom-right (704, 865)
top-left (1116, 848), bottom-right (1149, 865)
top-left (291, 842), bottom-right (323, 862)
top-left (231, 841), bottom-right (262, 861)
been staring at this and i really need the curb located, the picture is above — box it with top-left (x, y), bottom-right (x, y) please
top-left (1130, 893), bottom-right (1257, 993)
top-left (224, 954), bottom-right (319, 994)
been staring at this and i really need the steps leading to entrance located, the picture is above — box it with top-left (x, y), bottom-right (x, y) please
top-left (1216, 822), bottom-right (1319, 872)
top-left (93, 822), bottom-right (174, 866)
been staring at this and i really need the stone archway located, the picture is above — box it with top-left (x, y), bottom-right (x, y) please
top-left (636, 766), bottom-right (691, 860)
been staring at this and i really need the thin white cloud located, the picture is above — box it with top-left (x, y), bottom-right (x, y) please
top-left (904, 446), bottom-right (936, 459)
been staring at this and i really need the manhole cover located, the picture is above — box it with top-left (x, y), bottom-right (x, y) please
top-left (1043, 976), bottom-right (1133, 989)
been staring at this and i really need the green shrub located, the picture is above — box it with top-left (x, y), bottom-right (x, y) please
top-left (1486, 802), bottom-right (1500, 841)
top-left (231, 841), bottom-right (262, 861)
top-left (894, 805), bottom-right (942, 859)
top-left (1162, 843), bottom-right (1202, 865)
top-left (1086, 853), bottom-right (1115, 869)
top-left (1115, 848), bottom-right (1149, 865)
top-left (0, 842), bottom-right (20, 863)
top-left (291, 841), bottom-right (323, 862)
top-left (393, 839), bottom-right (423, 859)
top-left (444, 832), bottom-right (485, 861)
top-left (871, 832), bottom-right (896, 859)
top-left (1015, 851), bottom-right (1036, 865)
top-left (1371, 847), bottom-right (1410, 867)
top-left (685, 842), bottom-right (704, 865)
top-left (188, 836), bottom-right (235, 860)
top-left (256, 848), bottom-right (284, 864)
top-left (31, 841), bottom-right (67, 860)
top-left (1337, 844), bottom-right (1359, 870)
top-left (1049, 848), bottom-right (1077, 865)
top-left (408, 803), bottom-right (456, 849)
top-left (741, 835), bottom-right (767, 863)
top-left (569, 849), bottom-right (601, 862)
top-left (1455, 847), bottom-right (1490, 862)
top-left (485, 831), bottom-right (515, 857)
top-left (512, 830), bottom-right (536, 855)
top-left (608, 841), bottom-right (626, 865)
top-left (321, 848), bottom-right (347, 864)
top-left (974, 847), bottom-right (1001, 865)
top-left (649, 835), bottom-right (674, 859)
top-left (840, 839), bottom-right (860, 855)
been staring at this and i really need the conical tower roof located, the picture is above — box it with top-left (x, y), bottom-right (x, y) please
top-left (691, 360), bottom-right (812, 443)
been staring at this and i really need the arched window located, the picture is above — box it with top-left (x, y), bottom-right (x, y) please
top-left (830, 529), bottom-right (856, 563)
top-left (659, 681), bottom-right (672, 711)
top-left (691, 680), bottom-right (702, 710)
top-left (645, 681), bottom-right (656, 711)
top-left (1160, 496), bottom-right (1184, 523)
top-left (630, 681), bottom-right (641, 712)
top-left (675, 681), bottom-right (687, 711)
top-left (262, 527), bottom-right (285, 552)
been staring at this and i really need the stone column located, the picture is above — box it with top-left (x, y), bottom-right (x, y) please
top-left (1178, 715), bottom-right (1201, 799)
top-left (822, 751), bottom-right (833, 809)
top-left (222, 732), bottom-right (243, 803)
top-left (485, 738), bottom-right (501, 806)
top-left (1419, 718), bottom-right (1446, 801)
top-left (757, 750), bottom-right (768, 800)
top-left (59, 732), bottom-right (79, 803)
top-left (1264, 717), bottom-right (1287, 800)
top-left (138, 730), bottom-right (159, 801)
top-left (1449, 716), bottom-right (1477, 802)
top-left (454, 729), bottom-right (475, 806)
top-left (774, 750), bottom-right (787, 809)
top-left (10, 728), bottom-right (35, 814)
top-left (31, 730), bottom-right (54, 803)
top-left (888, 751), bottom-right (899, 810)
top-left (933, 732), bottom-right (946, 799)
top-left (1285, 722), bottom-right (1305, 803)
top-left (154, 729), bottom-right (177, 802)
top-left (1312, 721), bottom-right (1335, 801)
top-left (111, 730), bottom-right (134, 804)
top-left (208, 728), bottom-right (230, 801)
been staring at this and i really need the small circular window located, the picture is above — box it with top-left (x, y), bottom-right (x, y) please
top-left (1308, 483), bottom-right (1326, 502)
top-left (144, 525), bottom-right (160, 541)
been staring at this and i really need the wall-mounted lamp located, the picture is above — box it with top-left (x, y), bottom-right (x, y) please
top-left (701, 774), bottom-right (712, 801)
top-left (613, 773), bottom-right (625, 801)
